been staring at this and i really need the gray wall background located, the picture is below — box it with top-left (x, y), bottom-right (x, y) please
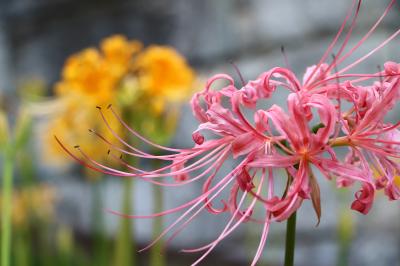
top-left (0, 1), bottom-right (399, 265)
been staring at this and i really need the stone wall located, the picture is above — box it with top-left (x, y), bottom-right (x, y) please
top-left (1, 1), bottom-right (399, 265)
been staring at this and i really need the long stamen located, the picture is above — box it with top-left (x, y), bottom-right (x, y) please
top-left (138, 170), bottom-right (238, 253)
top-left (304, 0), bottom-right (359, 86)
top-left (332, 53), bottom-right (343, 140)
top-left (190, 192), bottom-right (251, 266)
top-left (89, 128), bottom-right (180, 160)
top-left (331, 0), bottom-right (396, 72)
top-left (107, 159), bottom-right (248, 221)
top-left (315, 0), bottom-right (362, 84)
top-left (107, 105), bottom-right (189, 152)
top-left (337, 28), bottom-right (400, 75)
top-left (182, 169), bottom-right (266, 262)
top-left (109, 148), bottom-right (230, 186)
top-left (250, 211), bottom-right (271, 266)
top-left (309, 72), bottom-right (400, 91)
top-left (168, 189), bottom-right (250, 257)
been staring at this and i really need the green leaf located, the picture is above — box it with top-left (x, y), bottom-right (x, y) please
top-left (311, 123), bottom-right (325, 134)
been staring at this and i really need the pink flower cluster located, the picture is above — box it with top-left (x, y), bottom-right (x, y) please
top-left (57, 1), bottom-right (400, 265)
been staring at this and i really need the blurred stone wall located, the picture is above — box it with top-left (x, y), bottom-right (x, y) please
top-left (0, 1), bottom-right (399, 265)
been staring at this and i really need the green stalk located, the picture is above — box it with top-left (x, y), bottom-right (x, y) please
top-left (92, 181), bottom-right (109, 266)
top-left (150, 184), bottom-right (165, 266)
top-left (1, 147), bottom-right (14, 266)
top-left (114, 178), bottom-right (135, 266)
top-left (14, 226), bottom-right (30, 266)
top-left (284, 212), bottom-right (297, 266)
top-left (336, 190), bottom-right (353, 266)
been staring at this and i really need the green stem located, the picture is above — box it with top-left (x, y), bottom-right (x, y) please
top-left (114, 178), bottom-right (135, 266)
top-left (92, 181), bottom-right (109, 266)
top-left (336, 190), bottom-right (353, 266)
top-left (1, 148), bottom-right (14, 266)
top-left (14, 226), bottom-right (30, 266)
top-left (150, 185), bottom-right (165, 266)
top-left (284, 212), bottom-right (297, 266)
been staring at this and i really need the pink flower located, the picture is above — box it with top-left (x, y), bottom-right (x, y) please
top-left (56, 0), bottom-right (400, 265)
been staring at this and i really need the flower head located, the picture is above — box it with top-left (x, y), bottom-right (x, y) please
top-left (45, 36), bottom-right (194, 167)
top-left (57, 1), bottom-right (400, 265)
top-left (56, 35), bottom-right (141, 103)
top-left (133, 45), bottom-right (195, 103)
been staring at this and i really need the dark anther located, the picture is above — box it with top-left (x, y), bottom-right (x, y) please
top-left (119, 154), bottom-right (123, 159)
top-left (74, 145), bottom-right (80, 149)
top-left (88, 128), bottom-right (94, 133)
top-left (229, 61), bottom-right (245, 86)
top-left (377, 65), bottom-right (383, 84)
top-left (107, 150), bottom-right (110, 155)
top-left (331, 54), bottom-right (340, 81)
top-left (280, 45), bottom-right (290, 69)
top-left (96, 106), bottom-right (101, 110)
top-left (107, 104), bottom-right (112, 109)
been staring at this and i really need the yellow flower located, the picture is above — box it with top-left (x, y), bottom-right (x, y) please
top-left (133, 45), bottom-right (195, 113)
top-left (45, 35), bottom-right (141, 167)
top-left (0, 185), bottom-right (57, 227)
top-left (44, 92), bottom-right (121, 166)
top-left (372, 165), bottom-right (400, 190)
top-left (56, 48), bottom-right (112, 102)
top-left (101, 34), bottom-right (142, 78)
top-left (55, 35), bottom-right (142, 104)
top-left (394, 175), bottom-right (400, 187)
top-left (44, 35), bottom-right (196, 167)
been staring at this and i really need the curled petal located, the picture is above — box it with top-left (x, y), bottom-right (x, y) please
top-left (384, 181), bottom-right (400, 200)
top-left (269, 195), bottom-right (303, 222)
top-left (192, 131), bottom-right (205, 145)
top-left (254, 110), bottom-right (269, 132)
top-left (205, 74), bottom-right (235, 92)
top-left (351, 183), bottom-right (375, 214)
top-left (235, 168), bottom-right (255, 192)
top-left (384, 61), bottom-right (400, 75)
top-left (238, 86), bottom-right (258, 109)
top-left (191, 92), bottom-right (208, 123)
top-left (302, 63), bottom-right (330, 86)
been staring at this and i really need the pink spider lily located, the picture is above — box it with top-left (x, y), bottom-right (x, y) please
top-left (56, 0), bottom-right (400, 265)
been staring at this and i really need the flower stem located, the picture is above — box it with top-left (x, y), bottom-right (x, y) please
top-left (150, 184), bottom-right (165, 266)
top-left (284, 211), bottom-right (297, 266)
top-left (92, 181), bottom-right (110, 266)
top-left (114, 178), bottom-right (135, 266)
top-left (2, 148), bottom-right (14, 266)
top-left (336, 190), bottom-right (353, 266)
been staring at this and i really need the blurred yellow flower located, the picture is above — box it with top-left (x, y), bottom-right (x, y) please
top-left (45, 35), bottom-right (141, 166)
top-left (0, 185), bottom-right (56, 227)
top-left (56, 35), bottom-right (141, 104)
top-left (394, 175), bottom-right (400, 187)
top-left (44, 35), bottom-right (196, 168)
top-left (101, 35), bottom-right (142, 77)
top-left (133, 45), bottom-right (195, 113)
top-left (44, 92), bottom-right (120, 167)
top-left (372, 166), bottom-right (400, 192)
